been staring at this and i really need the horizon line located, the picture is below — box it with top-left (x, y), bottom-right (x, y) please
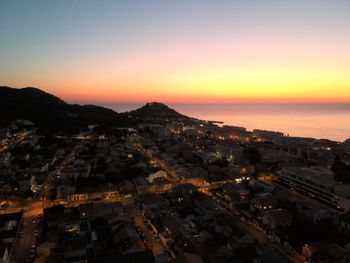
top-left (68, 99), bottom-right (350, 105)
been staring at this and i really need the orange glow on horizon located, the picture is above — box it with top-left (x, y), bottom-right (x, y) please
top-left (5, 36), bottom-right (350, 104)
top-left (2, 1), bottom-right (350, 105)
top-left (61, 92), bottom-right (350, 104)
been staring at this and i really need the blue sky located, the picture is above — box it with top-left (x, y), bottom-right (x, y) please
top-left (1, 0), bottom-right (349, 102)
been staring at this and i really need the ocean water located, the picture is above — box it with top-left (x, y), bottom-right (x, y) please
top-left (100, 103), bottom-right (350, 142)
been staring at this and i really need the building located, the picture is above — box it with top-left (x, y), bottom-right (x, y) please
top-left (0, 212), bottom-right (23, 262)
top-left (259, 148), bottom-right (292, 163)
top-left (78, 202), bottom-right (123, 218)
top-left (56, 183), bottom-right (76, 200)
top-left (147, 170), bottom-right (167, 183)
top-left (0, 242), bottom-right (10, 263)
top-left (169, 252), bottom-right (204, 263)
top-left (253, 129), bottom-right (284, 143)
top-left (250, 196), bottom-right (279, 212)
top-left (140, 194), bottom-right (169, 215)
top-left (250, 180), bottom-right (276, 194)
top-left (278, 166), bottom-right (350, 211)
top-left (334, 184), bottom-right (350, 211)
top-left (262, 209), bottom-right (292, 230)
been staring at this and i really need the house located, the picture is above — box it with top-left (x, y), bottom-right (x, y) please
top-left (255, 246), bottom-right (289, 263)
top-left (30, 175), bottom-right (42, 193)
top-left (62, 235), bottom-right (88, 262)
top-left (56, 183), bottom-right (76, 200)
top-left (138, 124), bottom-right (168, 139)
top-left (225, 192), bottom-right (244, 211)
top-left (279, 166), bottom-right (334, 200)
top-left (60, 162), bottom-right (91, 181)
top-left (253, 129), bottom-right (284, 143)
top-left (334, 184), bottom-right (350, 211)
top-left (250, 196), bottom-right (279, 212)
top-left (111, 223), bottom-right (145, 255)
top-left (296, 200), bottom-right (328, 221)
top-left (169, 252), bottom-right (204, 263)
top-left (147, 170), bottom-right (167, 183)
top-left (168, 183), bottom-right (197, 203)
top-left (95, 250), bottom-right (155, 263)
top-left (0, 242), bottom-right (10, 263)
top-left (250, 180), bottom-right (276, 194)
top-left (274, 187), bottom-right (296, 203)
top-left (221, 182), bottom-right (240, 195)
top-left (262, 209), bottom-right (292, 230)
top-left (214, 214), bottom-right (255, 244)
top-left (259, 148), bottom-right (292, 163)
top-left (78, 202), bottom-right (123, 218)
top-left (148, 177), bottom-right (173, 193)
top-left (277, 166), bottom-right (350, 210)
top-left (72, 184), bottom-right (119, 201)
top-left (0, 129), bottom-right (9, 147)
top-left (181, 167), bottom-right (209, 187)
top-left (302, 241), bottom-right (349, 263)
top-left (140, 194), bottom-right (169, 214)
top-left (334, 213), bottom-right (350, 232)
top-left (18, 179), bottom-right (31, 193)
top-left (0, 153), bottom-right (11, 167)
top-left (133, 176), bottom-right (150, 194)
top-left (0, 212), bottom-right (23, 262)
top-left (212, 143), bottom-right (244, 162)
top-left (118, 179), bottom-right (135, 194)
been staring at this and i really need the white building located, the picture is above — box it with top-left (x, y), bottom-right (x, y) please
top-left (259, 148), bottom-right (292, 163)
top-left (334, 184), bottom-right (350, 211)
top-left (147, 170), bottom-right (167, 183)
top-left (279, 166), bottom-right (350, 211)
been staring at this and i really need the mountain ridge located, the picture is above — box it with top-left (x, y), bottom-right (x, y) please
top-left (121, 102), bottom-right (187, 120)
top-left (0, 86), bottom-right (66, 104)
top-left (0, 86), bottom-right (189, 133)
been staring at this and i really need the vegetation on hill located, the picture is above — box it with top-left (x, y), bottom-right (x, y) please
top-left (0, 87), bottom-right (191, 134)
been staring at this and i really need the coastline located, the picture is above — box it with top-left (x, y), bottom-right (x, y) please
top-left (93, 102), bottom-right (350, 142)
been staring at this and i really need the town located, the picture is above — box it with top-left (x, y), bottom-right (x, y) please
top-left (1, 111), bottom-right (350, 263)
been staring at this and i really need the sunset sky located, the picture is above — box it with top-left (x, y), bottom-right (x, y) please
top-left (1, 0), bottom-right (349, 103)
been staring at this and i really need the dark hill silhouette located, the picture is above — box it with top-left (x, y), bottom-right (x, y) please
top-left (0, 87), bottom-right (194, 134)
top-left (0, 86), bottom-right (65, 104)
top-left (122, 102), bottom-right (188, 121)
top-left (0, 86), bottom-right (132, 134)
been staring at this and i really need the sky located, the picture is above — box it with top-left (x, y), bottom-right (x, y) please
top-left (1, 0), bottom-right (350, 103)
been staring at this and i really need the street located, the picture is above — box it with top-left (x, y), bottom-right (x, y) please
top-left (11, 201), bottom-right (43, 263)
top-left (127, 205), bottom-right (166, 257)
top-left (207, 194), bottom-right (305, 263)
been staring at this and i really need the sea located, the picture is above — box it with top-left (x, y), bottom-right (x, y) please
top-left (97, 103), bottom-right (350, 142)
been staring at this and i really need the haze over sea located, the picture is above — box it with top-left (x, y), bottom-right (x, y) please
top-left (91, 103), bottom-right (350, 142)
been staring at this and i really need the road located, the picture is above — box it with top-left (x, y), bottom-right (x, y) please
top-left (11, 201), bottom-right (43, 263)
top-left (13, 214), bottom-right (36, 263)
top-left (130, 135), bottom-right (179, 183)
top-left (6, 142), bottom-right (83, 263)
top-left (129, 206), bottom-right (166, 256)
top-left (40, 142), bottom-right (84, 200)
top-left (206, 193), bottom-right (305, 263)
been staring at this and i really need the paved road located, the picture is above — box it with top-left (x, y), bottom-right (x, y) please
top-left (130, 136), bottom-right (179, 183)
top-left (14, 215), bottom-right (36, 263)
top-left (10, 201), bottom-right (43, 263)
top-left (40, 142), bottom-right (84, 199)
top-left (131, 208), bottom-right (166, 256)
top-left (207, 194), bottom-right (305, 263)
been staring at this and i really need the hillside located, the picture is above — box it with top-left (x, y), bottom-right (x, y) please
top-left (122, 102), bottom-right (188, 121)
top-left (0, 86), bottom-right (132, 134)
top-left (0, 87), bottom-right (195, 134)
